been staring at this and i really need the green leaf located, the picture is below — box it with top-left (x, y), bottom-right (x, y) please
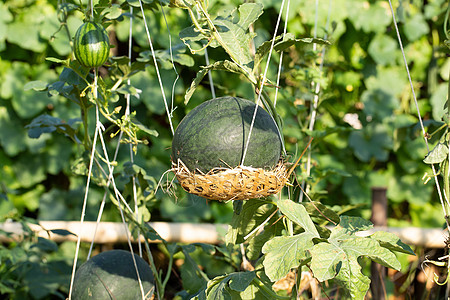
top-left (369, 231), bottom-right (415, 255)
top-left (225, 199), bottom-right (273, 246)
top-left (180, 248), bottom-right (208, 296)
top-left (333, 215), bottom-right (373, 237)
top-left (247, 220), bottom-right (283, 260)
top-left (262, 233), bottom-right (315, 281)
top-left (212, 3), bottom-right (263, 68)
top-left (24, 81), bottom-right (48, 91)
top-left (349, 124), bottom-right (393, 162)
top-left (423, 142), bottom-right (448, 164)
top-left (310, 216), bottom-right (402, 299)
top-left (348, 1), bottom-right (391, 34)
top-left (277, 199), bottom-right (320, 237)
top-left (303, 201), bottom-right (340, 225)
top-left (403, 13), bottom-right (429, 41)
top-left (102, 4), bottom-right (123, 19)
top-left (0, 106), bottom-right (27, 156)
top-left (185, 60), bottom-right (243, 104)
top-left (206, 272), bottom-right (256, 300)
top-left (132, 117), bottom-right (159, 137)
top-left (49, 229), bottom-right (76, 237)
top-left (179, 25), bottom-right (209, 51)
top-left (368, 34), bottom-right (398, 66)
top-left (46, 57), bottom-right (70, 65)
top-left (274, 33), bottom-right (330, 52)
top-left (138, 44), bottom-right (195, 69)
top-left (0, 2), bottom-right (13, 51)
top-left (26, 114), bottom-right (80, 143)
top-left (430, 83), bottom-right (448, 121)
top-left (228, 272), bottom-right (256, 292)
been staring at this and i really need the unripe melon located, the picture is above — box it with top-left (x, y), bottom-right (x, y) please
top-left (72, 250), bottom-right (154, 300)
top-left (73, 22), bottom-right (110, 68)
top-left (172, 96), bottom-right (282, 173)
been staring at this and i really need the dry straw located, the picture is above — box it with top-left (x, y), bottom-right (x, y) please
top-left (171, 138), bottom-right (313, 201)
top-left (172, 159), bottom-right (289, 201)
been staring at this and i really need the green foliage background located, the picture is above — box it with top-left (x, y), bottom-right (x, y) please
top-left (0, 0), bottom-right (449, 298)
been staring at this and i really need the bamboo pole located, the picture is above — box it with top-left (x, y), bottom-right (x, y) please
top-left (0, 220), bottom-right (447, 248)
top-left (0, 221), bottom-right (228, 244)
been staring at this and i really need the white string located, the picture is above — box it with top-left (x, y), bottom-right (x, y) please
top-left (138, 0), bottom-right (174, 135)
top-left (387, 1), bottom-right (448, 210)
top-left (196, 10), bottom-right (216, 98)
top-left (161, 3), bottom-right (181, 117)
top-left (127, 6), bottom-right (144, 258)
top-left (68, 70), bottom-right (100, 300)
top-left (96, 117), bottom-right (147, 300)
top-left (273, 0), bottom-right (290, 107)
top-left (299, 0), bottom-right (332, 203)
top-left (241, 0), bottom-right (286, 166)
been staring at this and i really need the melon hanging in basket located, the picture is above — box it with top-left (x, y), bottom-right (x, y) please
top-left (171, 96), bottom-right (289, 201)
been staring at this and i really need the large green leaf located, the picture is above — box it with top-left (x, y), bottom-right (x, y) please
top-left (348, 124), bottom-right (393, 162)
top-left (347, 0), bottom-right (391, 34)
top-left (262, 233), bottom-right (315, 281)
top-left (212, 3), bottom-right (263, 68)
top-left (0, 106), bottom-right (27, 156)
top-left (403, 13), bottom-right (429, 41)
top-left (246, 220), bottom-right (283, 260)
top-left (225, 199), bottom-right (274, 246)
top-left (368, 34), bottom-right (398, 66)
top-left (310, 216), bottom-right (402, 299)
top-left (277, 199), bottom-right (320, 237)
top-left (369, 231), bottom-right (415, 255)
top-left (0, 2), bottom-right (13, 51)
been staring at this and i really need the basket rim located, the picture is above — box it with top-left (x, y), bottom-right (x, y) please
top-left (170, 158), bottom-right (290, 201)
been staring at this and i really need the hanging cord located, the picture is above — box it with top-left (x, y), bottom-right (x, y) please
top-left (388, 1), bottom-right (450, 297)
top-left (241, 0), bottom-right (286, 166)
top-left (387, 0), bottom-right (447, 210)
top-left (273, 0), bottom-right (290, 108)
top-left (196, 10), bottom-right (216, 98)
top-left (161, 2), bottom-right (182, 116)
top-left (86, 12), bottom-right (137, 257)
top-left (138, 0), bottom-right (174, 134)
top-left (126, 6), bottom-right (143, 258)
top-left (299, 0), bottom-right (332, 203)
top-left (68, 69), bottom-right (100, 300)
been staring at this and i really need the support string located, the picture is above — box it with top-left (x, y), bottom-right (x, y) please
top-left (241, 0), bottom-right (286, 166)
top-left (387, 1), bottom-right (449, 218)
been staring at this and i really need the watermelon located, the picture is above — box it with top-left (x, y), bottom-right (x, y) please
top-left (73, 22), bottom-right (110, 68)
top-left (172, 96), bottom-right (282, 173)
top-left (72, 250), bottom-right (155, 299)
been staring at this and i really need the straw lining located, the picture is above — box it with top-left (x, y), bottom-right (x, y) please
top-left (172, 159), bottom-right (288, 201)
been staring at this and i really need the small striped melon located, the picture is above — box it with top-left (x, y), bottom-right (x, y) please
top-left (73, 22), bottom-right (110, 68)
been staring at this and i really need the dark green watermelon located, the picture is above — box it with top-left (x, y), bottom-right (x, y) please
top-left (172, 96), bottom-right (282, 173)
top-left (72, 250), bottom-right (155, 300)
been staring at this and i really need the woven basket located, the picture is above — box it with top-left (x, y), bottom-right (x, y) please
top-left (172, 159), bottom-right (289, 201)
